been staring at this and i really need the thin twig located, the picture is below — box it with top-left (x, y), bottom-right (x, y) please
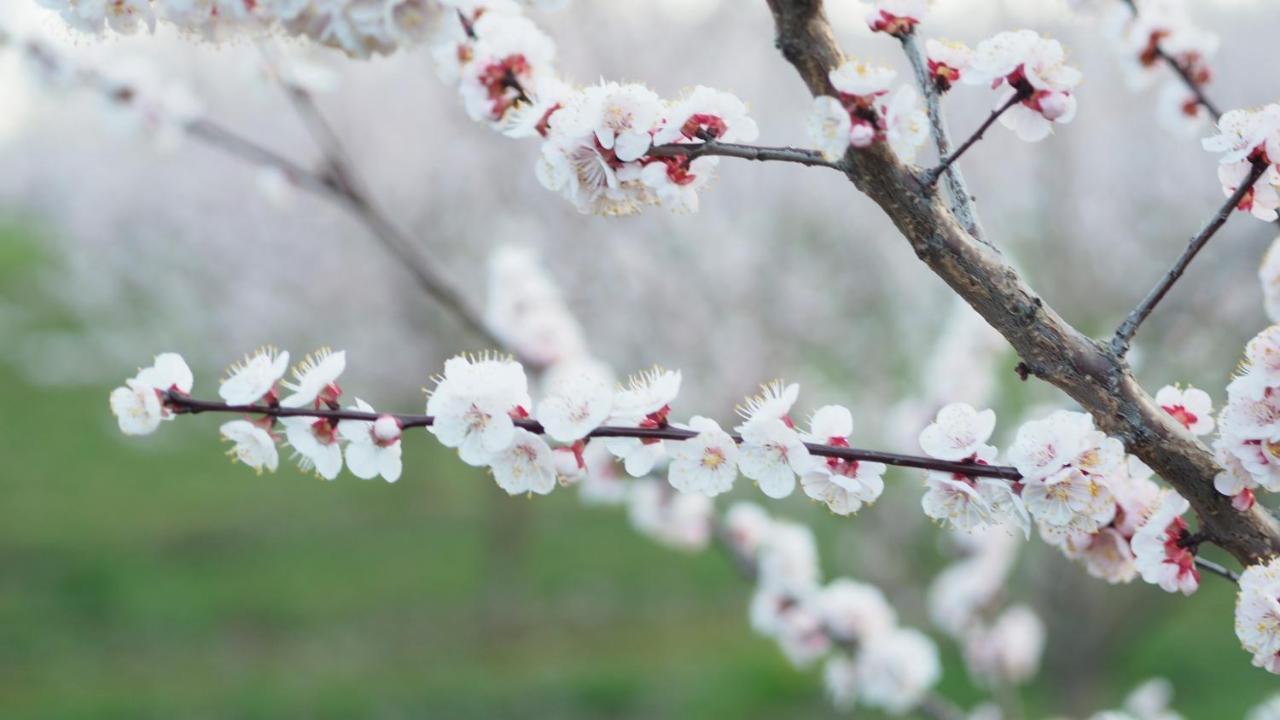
top-left (900, 31), bottom-right (989, 246)
top-left (648, 139), bottom-right (847, 172)
top-left (165, 393), bottom-right (1025, 480)
top-left (1111, 160), bottom-right (1267, 354)
top-left (922, 92), bottom-right (1024, 188)
top-left (1119, 0), bottom-right (1221, 122)
top-left (1194, 555), bottom-right (1241, 583)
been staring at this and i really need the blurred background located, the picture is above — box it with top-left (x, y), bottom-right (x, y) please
top-left (1, 0), bottom-right (1279, 717)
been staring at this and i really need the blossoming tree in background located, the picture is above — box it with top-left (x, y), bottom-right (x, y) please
top-left (12, 0), bottom-right (1280, 715)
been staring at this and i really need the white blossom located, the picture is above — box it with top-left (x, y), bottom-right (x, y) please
top-left (338, 399), bottom-right (403, 482)
top-left (1154, 384), bottom-right (1214, 435)
top-left (281, 415), bottom-right (343, 480)
top-left (219, 347), bottom-right (290, 405)
top-left (427, 353), bottom-right (531, 467)
top-left (815, 578), bottom-right (896, 643)
top-left (627, 479), bottom-right (713, 551)
top-left (966, 30), bottom-right (1082, 142)
top-left (1131, 490), bottom-right (1199, 595)
top-left (604, 367), bottom-right (681, 476)
top-left (220, 419), bottom-right (279, 473)
top-left (800, 405), bottom-right (885, 515)
top-left (666, 416), bottom-right (738, 497)
top-left (855, 627), bottom-right (941, 715)
top-left (1236, 556), bottom-right (1280, 675)
top-left (489, 426), bottom-right (557, 495)
top-left (535, 370), bottom-right (612, 442)
top-left (280, 348), bottom-right (345, 409)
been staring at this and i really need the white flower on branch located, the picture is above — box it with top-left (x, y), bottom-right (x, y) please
top-left (489, 426), bottom-right (557, 495)
top-left (1154, 384), bottom-right (1214, 436)
top-left (653, 85), bottom-right (759, 146)
top-left (219, 419), bottom-right (279, 474)
top-left (219, 347), bottom-right (290, 406)
top-left (1214, 325), bottom-right (1280, 505)
top-left (1131, 489), bottom-right (1199, 595)
top-left (736, 382), bottom-right (810, 499)
top-left (280, 348), bottom-right (346, 409)
top-left (666, 416), bottom-right (738, 497)
top-left (800, 405), bottom-right (885, 516)
top-left (535, 370), bottom-right (612, 442)
top-left (1216, 161), bottom-right (1280, 223)
top-left (918, 403), bottom-right (1025, 535)
top-left (864, 0), bottom-right (928, 37)
top-left (457, 12), bottom-right (556, 126)
top-left (281, 415), bottom-right (343, 480)
top-left (1203, 105), bottom-right (1280, 165)
top-left (1236, 555), bottom-right (1280, 675)
top-left (109, 352), bottom-right (193, 435)
top-left (925, 38), bottom-right (971, 93)
top-left (919, 402), bottom-right (996, 461)
top-left (427, 353), bottom-right (531, 467)
top-left (338, 399), bottom-right (403, 482)
top-left (966, 30), bottom-right (1081, 142)
top-left (604, 367), bottom-right (681, 476)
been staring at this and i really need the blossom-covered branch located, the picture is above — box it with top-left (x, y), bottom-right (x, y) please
top-left (1112, 159), bottom-right (1269, 354)
top-left (162, 391), bottom-right (1022, 480)
top-left (647, 139), bottom-right (846, 172)
top-left (1119, 0), bottom-right (1222, 122)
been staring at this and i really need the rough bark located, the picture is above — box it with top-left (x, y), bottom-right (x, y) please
top-left (764, 0), bottom-right (1280, 565)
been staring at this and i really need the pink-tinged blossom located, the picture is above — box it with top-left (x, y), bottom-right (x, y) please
top-left (536, 82), bottom-right (663, 216)
top-left (808, 61), bottom-right (904, 161)
top-left (109, 352), bottom-right (193, 436)
top-left (1236, 556), bottom-right (1280, 675)
top-left (489, 427), bottom-right (557, 495)
top-left (457, 13), bottom-right (557, 127)
top-left (1217, 161), bottom-right (1280, 222)
top-left (926, 39), bottom-right (972, 93)
top-left (723, 501), bottom-right (773, 559)
top-left (535, 370), bottom-right (612, 442)
top-left (736, 382), bottom-right (810, 499)
top-left (627, 479), bottom-right (713, 551)
top-left (1203, 105), bottom-right (1280, 165)
top-left (281, 415), bottom-right (343, 480)
top-left (815, 578), bottom-right (896, 643)
top-left (965, 30), bottom-right (1082, 142)
top-left (865, 0), bottom-right (928, 37)
top-left (800, 405), bottom-right (885, 515)
top-left (427, 353), bottom-right (531, 467)
top-left (666, 416), bottom-right (738, 497)
top-left (963, 604), bottom-right (1046, 687)
top-left (1131, 490), bottom-right (1199, 595)
top-left (338, 399), bottom-right (403, 483)
top-left (604, 367), bottom-right (681, 477)
top-left (855, 628), bottom-right (941, 715)
top-left (1155, 384), bottom-right (1214, 435)
top-left (280, 348), bottom-right (345, 409)
top-left (220, 420), bottom-right (279, 474)
top-left (219, 347), bottom-right (289, 406)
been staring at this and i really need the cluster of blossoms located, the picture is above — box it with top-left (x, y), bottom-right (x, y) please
top-left (724, 503), bottom-right (941, 715)
top-left (1202, 105), bottom-right (1280, 222)
top-left (1214, 325), bottom-right (1280, 509)
top-left (807, 60), bottom-right (927, 163)
top-left (110, 348), bottom-right (405, 481)
top-left (920, 30), bottom-right (1080, 142)
top-left (916, 401), bottom-right (1205, 596)
top-left (430, 1), bottom-right (758, 215)
top-left (1238, 556), bottom-right (1280, 674)
top-left (928, 528), bottom-right (1046, 690)
top-left (1102, 0), bottom-right (1218, 134)
top-left (34, 0), bottom-right (563, 58)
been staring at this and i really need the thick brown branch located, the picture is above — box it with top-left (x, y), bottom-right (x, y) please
top-left (1112, 160), bottom-right (1267, 354)
top-left (166, 393), bottom-right (1023, 479)
top-left (762, 0), bottom-right (1280, 565)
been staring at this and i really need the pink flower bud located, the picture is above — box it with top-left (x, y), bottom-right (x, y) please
top-left (372, 415), bottom-right (402, 444)
top-left (1038, 92), bottom-right (1071, 121)
top-left (849, 122), bottom-right (876, 148)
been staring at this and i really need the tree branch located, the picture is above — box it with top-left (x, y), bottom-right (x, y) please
top-left (900, 30), bottom-right (988, 246)
top-left (165, 393), bottom-right (1023, 479)
top-left (1111, 160), bottom-right (1267, 354)
top-left (648, 139), bottom-right (846, 171)
top-left (761, 0), bottom-right (1280, 566)
top-left (1195, 555), bottom-right (1241, 583)
top-left (922, 91), bottom-right (1024, 188)
top-left (1119, 0), bottom-right (1222, 122)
